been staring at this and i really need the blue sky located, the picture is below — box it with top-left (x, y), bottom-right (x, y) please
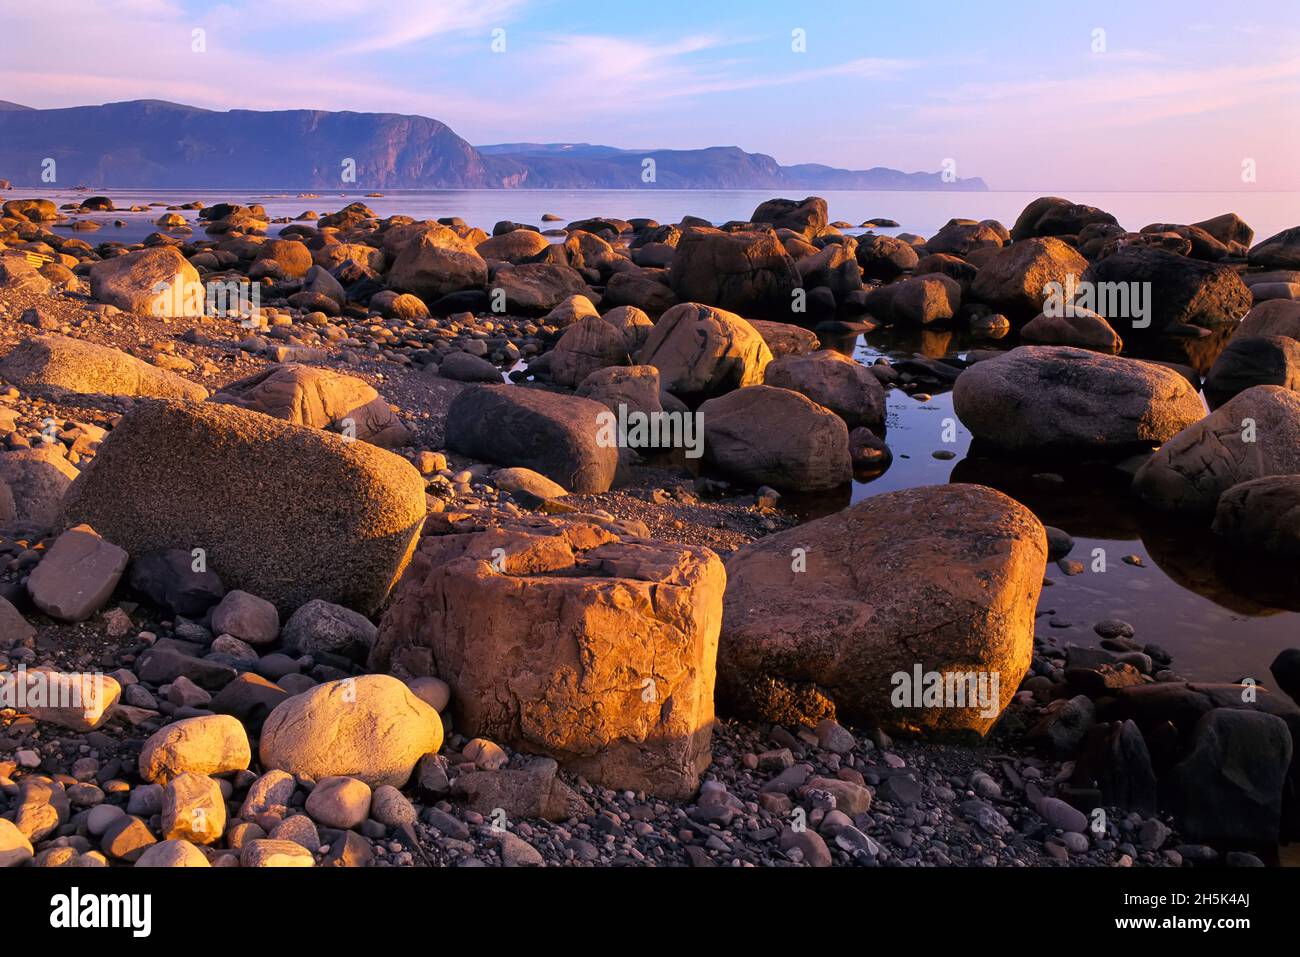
top-left (3, 0), bottom-right (1298, 189)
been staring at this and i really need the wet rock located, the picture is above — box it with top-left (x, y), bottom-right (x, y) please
top-left (1212, 475), bottom-right (1300, 557)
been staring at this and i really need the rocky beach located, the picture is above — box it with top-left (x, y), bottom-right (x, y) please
top-left (0, 188), bottom-right (1298, 876)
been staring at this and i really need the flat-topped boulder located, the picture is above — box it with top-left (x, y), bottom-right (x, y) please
top-left (371, 520), bottom-right (723, 797)
top-left (718, 484), bottom-right (1045, 734)
top-left (1081, 245), bottom-right (1252, 335)
top-left (210, 364), bottom-right (410, 448)
top-left (0, 336), bottom-right (207, 401)
top-left (60, 399), bottom-right (426, 614)
top-left (953, 346), bottom-right (1205, 452)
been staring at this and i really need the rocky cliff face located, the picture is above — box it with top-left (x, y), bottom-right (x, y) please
top-left (0, 99), bottom-right (987, 190)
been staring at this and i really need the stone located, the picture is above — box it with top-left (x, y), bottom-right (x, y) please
top-left (454, 757), bottom-right (593, 821)
top-left (0, 818), bottom-right (33, 867)
top-left (855, 235), bottom-right (919, 281)
top-left (749, 320), bottom-right (820, 358)
top-left (492, 263), bottom-right (596, 313)
top-left (0, 596), bottom-right (34, 643)
top-left (970, 238), bottom-right (1089, 320)
top-left (138, 714), bottom-right (252, 784)
top-left (1038, 796), bottom-right (1088, 832)
top-left (26, 524), bottom-right (128, 623)
top-left (305, 776), bottom-right (373, 829)
top-left (60, 399), bottom-right (426, 614)
top-left (13, 670), bottom-right (121, 731)
top-left (699, 385), bottom-right (852, 492)
top-left (477, 228), bottom-right (551, 263)
top-left (892, 274), bottom-right (961, 325)
top-left (549, 314), bottom-right (631, 389)
top-left (0, 255), bottom-right (52, 295)
top-left (445, 385), bottom-right (618, 494)
top-left (388, 225), bottom-right (487, 301)
top-left (1212, 476), bottom-right (1300, 557)
top-left (162, 773), bottom-right (226, 845)
top-left (763, 349), bottom-right (885, 430)
top-left (668, 229), bottom-right (801, 321)
top-left (438, 351), bottom-right (501, 383)
top-left (370, 785), bottom-right (417, 827)
top-left (1021, 307), bottom-right (1123, 353)
top-left (371, 522), bottom-right (724, 798)
top-left (211, 590), bottom-right (279, 646)
top-left (1164, 709), bottom-right (1292, 846)
top-left (259, 675), bottom-right (443, 788)
top-left (953, 346), bottom-right (1205, 452)
top-left (1205, 335), bottom-right (1300, 399)
top-left (239, 769), bottom-right (297, 819)
top-left (0, 445), bottom-right (79, 528)
top-left (0, 336), bottom-right (206, 401)
top-left (135, 839), bottom-right (210, 867)
top-left (101, 816), bottom-right (156, 862)
top-left (1134, 385), bottom-right (1300, 514)
top-left (88, 245), bottom-right (202, 316)
top-left (281, 599), bottom-right (377, 660)
top-left (750, 197), bottom-right (828, 237)
top-left (491, 467), bottom-right (568, 500)
top-left (718, 484), bottom-right (1045, 734)
top-left (270, 814), bottom-right (320, 850)
top-left (575, 365), bottom-right (663, 421)
top-left (1249, 226), bottom-right (1300, 269)
top-left (1082, 246), bottom-right (1252, 335)
top-left (636, 302), bottom-right (772, 402)
top-left (240, 839), bottom-right (315, 867)
top-left (126, 548), bottom-right (226, 618)
top-left (211, 364), bottom-right (410, 448)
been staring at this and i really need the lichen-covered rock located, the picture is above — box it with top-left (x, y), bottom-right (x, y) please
top-left (60, 400), bottom-right (426, 614)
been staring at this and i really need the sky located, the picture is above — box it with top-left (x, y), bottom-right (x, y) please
top-left (2, 0), bottom-right (1298, 190)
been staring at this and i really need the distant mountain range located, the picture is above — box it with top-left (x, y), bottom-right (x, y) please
top-left (0, 99), bottom-right (987, 191)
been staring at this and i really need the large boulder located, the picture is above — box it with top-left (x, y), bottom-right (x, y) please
top-left (1163, 709), bottom-right (1292, 846)
top-left (750, 197), bottom-right (827, 237)
top-left (954, 346), bottom-right (1204, 453)
top-left (1204, 335), bottom-right (1300, 399)
top-left (0, 255), bottom-right (53, 295)
top-left (252, 239), bottom-right (312, 279)
top-left (0, 336), bottom-right (207, 401)
top-left (1134, 385), bottom-right (1300, 514)
top-left (444, 385), bottom-right (618, 493)
top-left (60, 400), bottom-right (426, 614)
top-left (855, 235), bottom-right (919, 281)
top-left (88, 246), bottom-right (202, 316)
top-left (370, 520), bottom-right (724, 798)
top-left (1011, 197), bottom-right (1118, 241)
top-left (636, 302), bottom-right (772, 402)
top-left (1081, 246), bottom-right (1252, 335)
top-left (668, 229), bottom-right (800, 321)
top-left (891, 273), bottom-right (961, 325)
top-left (1235, 299), bottom-right (1300, 340)
top-left (763, 350), bottom-right (885, 430)
top-left (970, 238), bottom-right (1089, 320)
top-left (476, 229), bottom-right (552, 264)
top-left (210, 364), bottom-right (410, 448)
top-left (926, 219), bottom-right (1005, 257)
top-left (1249, 226), bottom-right (1300, 270)
top-left (699, 385), bottom-right (851, 491)
top-left (1213, 476), bottom-right (1300, 557)
top-left (490, 263), bottom-right (594, 312)
top-left (387, 226), bottom-right (487, 301)
top-left (259, 675), bottom-right (442, 788)
top-left (718, 484), bottom-right (1046, 734)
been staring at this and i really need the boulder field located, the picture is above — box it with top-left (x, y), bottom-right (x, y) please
top-left (0, 192), bottom-right (1297, 869)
